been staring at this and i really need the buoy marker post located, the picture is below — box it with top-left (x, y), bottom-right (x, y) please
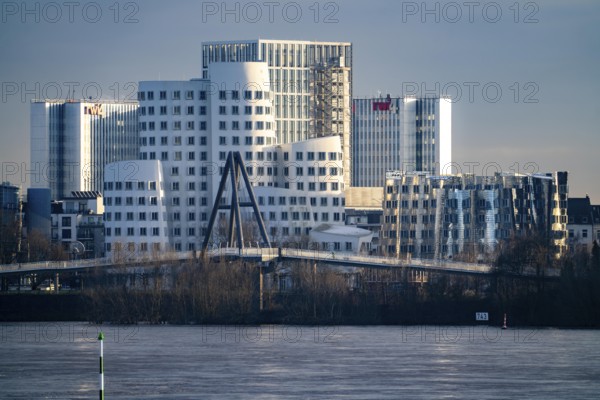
top-left (98, 331), bottom-right (105, 400)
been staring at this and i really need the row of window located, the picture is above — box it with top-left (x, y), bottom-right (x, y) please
top-left (106, 195), bottom-right (210, 207)
top-left (105, 211), bottom-right (162, 222)
top-left (283, 151), bottom-right (341, 162)
top-left (140, 121), bottom-right (206, 131)
top-left (257, 196), bottom-right (343, 207)
top-left (140, 120), bottom-right (275, 132)
top-left (104, 197), bottom-right (161, 207)
top-left (141, 135), bottom-right (274, 147)
top-left (106, 242), bottom-right (163, 252)
top-left (142, 136), bottom-right (207, 146)
top-left (106, 226), bottom-right (166, 237)
top-left (138, 90), bottom-right (270, 102)
top-left (218, 105), bottom-right (271, 115)
top-left (139, 90), bottom-right (206, 101)
top-left (383, 212), bottom-right (542, 225)
top-left (140, 105), bottom-right (207, 116)
top-left (386, 244), bottom-right (464, 255)
top-left (568, 229), bottom-right (600, 239)
top-left (383, 228), bottom-right (512, 240)
top-left (104, 181), bottom-right (158, 191)
top-left (266, 211), bottom-right (343, 222)
top-left (139, 105), bottom-right (274, 117)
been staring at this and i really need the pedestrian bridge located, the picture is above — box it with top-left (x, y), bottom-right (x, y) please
top-left (0, 247), bottom-right (557, 277)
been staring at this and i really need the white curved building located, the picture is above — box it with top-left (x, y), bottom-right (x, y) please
top-left (104, 61), bottom-right (346, 256)
top-left (103, 160), bottom-right (169, 259)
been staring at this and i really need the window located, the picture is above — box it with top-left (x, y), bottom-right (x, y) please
top-left (244, 106), bottom-right (252, 115)
top-left (232, 105), bottom-right (239, 115)
top-left (245, 121), bottom-right (252, 130)
top-left (219, 90), bottom-right (226, 100)
top-left (295, 152), bottom-right (303, 161)
top-left (219, 121), bottom-right (226, 130)
top-left (219, 105), bottom-right (227, 115)
top-left (219, 136), bottom-right (227, 145)
top-left (173, 90), bottom-right (180, 100)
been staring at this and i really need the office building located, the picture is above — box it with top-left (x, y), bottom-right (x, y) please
top-left (0, 182), bottom-right (19, 226)
top-left (352, 96), bottom-right (452, 187)
top-left (30, 100), bottom-right (139, 199)
top-left (380, 171), bottom-right (568, 260)
top-left (201, 39), bottom-right (352, 186)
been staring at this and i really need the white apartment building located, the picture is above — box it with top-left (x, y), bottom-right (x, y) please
top-left (104, 61), bottom-right (345, 257)
top-left (352, 96), bottom-right (452, 187)
top-left (30, 100), bottom-right (139, 200)
top-left (567, 196), bottom-right (600, 253)
top-left (202, 39), bottom-right (352, 186)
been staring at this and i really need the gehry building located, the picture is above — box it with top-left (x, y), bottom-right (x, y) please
top-left (103, 62), bottom-right (345, 257)
top-left (380, 171), bottom-right (569, 260)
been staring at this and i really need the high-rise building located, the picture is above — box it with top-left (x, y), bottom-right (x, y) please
top-left (0, 182), bottom-right (19, 227)
top-left (104, 61), bottom-right (345, 257)
top-left (201, 39), bottom-right (352, 186)
top-left (30, 100), bottom-right (139, 199)
top-left (381, 171), bottom-right (568, 260)
top-left (352, 96), bottom-right (452, 187)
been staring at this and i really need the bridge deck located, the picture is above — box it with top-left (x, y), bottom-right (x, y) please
top-left (0, 248), bottom-right (558, 277)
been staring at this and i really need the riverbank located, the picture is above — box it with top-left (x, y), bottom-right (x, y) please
top-left (1, 292), bottom-right (598, 328)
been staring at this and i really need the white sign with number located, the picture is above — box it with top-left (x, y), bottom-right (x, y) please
top-left (476, 312), bottom-right (489, 321)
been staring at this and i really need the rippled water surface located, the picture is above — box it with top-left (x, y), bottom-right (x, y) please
top-left (1, 323), bottom-right (599, 399)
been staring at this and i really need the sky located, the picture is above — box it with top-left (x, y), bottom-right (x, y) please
top-left (1, 0), bottom-right (599, 199)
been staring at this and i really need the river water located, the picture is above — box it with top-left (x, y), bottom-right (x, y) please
top-left (1, 323), bottom-right (599, 399)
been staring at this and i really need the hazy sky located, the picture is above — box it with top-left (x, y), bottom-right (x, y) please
top-left (1, 0), bottom-right (599, 199)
